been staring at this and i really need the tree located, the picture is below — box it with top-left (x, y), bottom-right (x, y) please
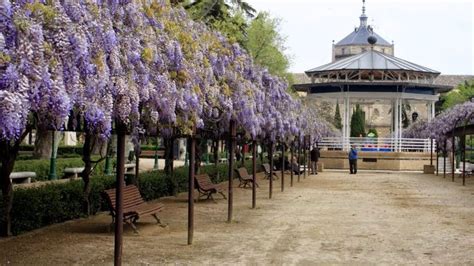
top-left (441, 80), bottom-right (474, 110)
top-left (334, 101), bottom-right (342, 130)
top-left (350, 104), bottom-right (366, 137)
top-left (184, 0), bottom-right (255, 46)
top-left (245, 12), bottom-right (291, 80)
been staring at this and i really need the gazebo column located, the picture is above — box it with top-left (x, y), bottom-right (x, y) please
top-left (342, 95), bottom-right (351, 150)
top-left (342, 97), bottom-right (347, 146)
top-left (393, 97), bottom-right (401, 152)
top-left (398, 97), bottom-right (403, 151)
top-left (427, 100), bottom-right (435, 121)
top-left (392, 99), bottom-right (397, 151)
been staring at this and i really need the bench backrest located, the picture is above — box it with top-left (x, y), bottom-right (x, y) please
top-left (235, 167), bottom-right (249, 179)
top-left (195, 174), bottom-right (214, 189)
top-left (262, 163), bottom-right (271, 174)
top-left (103, 185), bottom-right (144, 212)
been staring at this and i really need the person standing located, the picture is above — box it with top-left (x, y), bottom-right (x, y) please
top-left (310, 146), bottom-right (320, 175)
top-left (349, 145), bottom-right (358, 174)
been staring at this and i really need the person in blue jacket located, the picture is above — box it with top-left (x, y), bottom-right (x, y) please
top-left (348, 145), bottom-right (358, 174)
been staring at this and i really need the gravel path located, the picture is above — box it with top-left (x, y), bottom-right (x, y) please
top-left (1, 171), bottom-right (474, 265)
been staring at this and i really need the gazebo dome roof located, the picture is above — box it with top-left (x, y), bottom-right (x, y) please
top-left (336, 26), bottom-right (391, 46)
top-left (306, 50), bottom-right (440, 76)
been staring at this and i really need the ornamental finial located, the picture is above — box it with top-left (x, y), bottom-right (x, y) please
top-left (362, 0), bottom-right (366, 14)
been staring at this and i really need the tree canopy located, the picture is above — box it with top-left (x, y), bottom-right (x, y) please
top-left (244, 12), bottom-right (292, 83)
top-left (441, 80), bottom-right (474, 110)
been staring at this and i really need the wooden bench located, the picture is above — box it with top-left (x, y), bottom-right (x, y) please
top-left (63, 167), bottom-right (84, 179)
top-left (234, 167), bottom-right (259, 188)
top-left (102, 185), bottom-right (165, 233)
top-left (195, 174), bottom-right (227, 201)
top-left (262, 163), bottom-right (278, 180)
top-left (10, 172), bottom-right (35, 184)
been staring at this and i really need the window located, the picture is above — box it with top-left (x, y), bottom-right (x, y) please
top-left (382, 48), bottom-right (385, 53)
top-left (341, 48), bottom-right (345, 55)
top-left (361, 48), bottom-right (367, 52)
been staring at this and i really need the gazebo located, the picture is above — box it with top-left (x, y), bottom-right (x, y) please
top-left (295, 45), bottom-right (451, 151)
top-left (294, 1), bottom-right (451, 152)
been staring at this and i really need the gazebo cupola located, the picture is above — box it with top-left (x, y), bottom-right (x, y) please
top-left (332, 0), bottom-right (394, 61)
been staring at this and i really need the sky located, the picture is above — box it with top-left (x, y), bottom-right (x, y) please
top-left (246, 0), bottom-right (474, 75)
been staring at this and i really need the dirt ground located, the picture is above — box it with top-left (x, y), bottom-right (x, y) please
top-left (2, 170), bottom-right (474, 265)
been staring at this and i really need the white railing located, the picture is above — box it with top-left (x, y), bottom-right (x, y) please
top-left (319, 137), bottom-right (436, 153)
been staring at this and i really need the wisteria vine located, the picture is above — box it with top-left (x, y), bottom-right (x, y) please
top-left (0, 0), bottom-right (336, 144)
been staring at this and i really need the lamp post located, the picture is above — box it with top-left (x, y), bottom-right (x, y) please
top-left (104, 138), bottom-right (113, 175)
top-left (48, 131), bottom-right (57, 180)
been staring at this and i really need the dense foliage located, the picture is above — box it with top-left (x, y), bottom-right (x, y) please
top-left (441, 80), bottom-right (474, 110)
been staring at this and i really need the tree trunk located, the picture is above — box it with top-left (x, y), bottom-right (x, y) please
top-left (33, 128), bottom-right (52, 159)
top-left (0, 142), bottom-right (16, 236)
top-left (81, 132), bottom-right (93, 216)
top-left (1, 127), bottom-right (30, 236)
top-left (91, 135), bottom-right (107, 156)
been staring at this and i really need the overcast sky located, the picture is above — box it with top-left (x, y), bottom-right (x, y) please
top-left (246, 0), bottom-right (473, 75)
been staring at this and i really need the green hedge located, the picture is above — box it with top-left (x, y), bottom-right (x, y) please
top-left (1, 160), bottom-right (263, 236)
top-left (140, 145), bottom-right (164, 151)
top-left (19, 145), bottom-right (84, 157)
top-left (13, 157), bottom-right (108, 182)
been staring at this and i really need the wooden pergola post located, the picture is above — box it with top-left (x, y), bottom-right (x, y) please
top-left (430, 138), bottom-right (433, 166)
top-left (269, 141), bottom-right (274, 199)
top-left (436, 147), bottom-right (439, 176)
top-left (281, 143), bottom-right (285, 192)
top-left (443, 139), bottom-right (447, 179)
top-left (290, 142), bottom-right (294, 187)
top-left (187, 134), bottom-right (196, 245)
top-left (252, 140), bottom-right (257, 208)
top-left (228, 120), bottom-right (236, 222)
top-left (297, 136), bottom-right (301, 182)
top-left (114, 122), bottom-right (126, 266)
top-left (452, 134), bottom-right (455, 182)
top-left (462, 135), bottom-right (466, 186)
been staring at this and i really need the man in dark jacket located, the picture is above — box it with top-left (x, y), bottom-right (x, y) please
top-left (348, 145), bottom-right (358, 174)
top-left (310, 146), bottom-right (320, 174)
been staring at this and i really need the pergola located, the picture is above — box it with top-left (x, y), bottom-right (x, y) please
top-left (294, 46), bottom-right (451, 151)
top-left (446, 123), bottom-right (474, 185)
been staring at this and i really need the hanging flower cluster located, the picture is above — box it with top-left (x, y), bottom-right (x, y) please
top-left (402, 120), bottom-right (429, 139)
top-left (0, 0), bottom-right (336, 142)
